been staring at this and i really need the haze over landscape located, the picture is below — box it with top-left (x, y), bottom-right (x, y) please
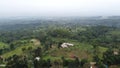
top-left (0, 0), bottom-right (120, 17)
top-left (0, 0), bottom-right (120, 68)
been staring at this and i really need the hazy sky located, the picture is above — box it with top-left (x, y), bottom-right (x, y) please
top-left (0, 0), bottom-right (120, 17)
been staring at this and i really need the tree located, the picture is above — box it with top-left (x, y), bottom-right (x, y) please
top-left (22, 47), bottom-right (26, 52)
top-left (46, 59), bottom-right (51, 68)
top-left (0, 49), bottom-right (3, 55)
top-left (81, 59), bottom-right (88, 67)
top-left (34, 47), bottom-right (42, 57)
top-left (10, 44), bottom-right (15, 50)
top-left (33, 59), bottom-right (41, 68)
top-left (6, 55), bottom-right (28, 68)
top-left (61, 56), bottom-right (68, 67)
top-left (74, 57), bottom-right (80, 68)
top-left (103, 48), bottom-right (120, 66)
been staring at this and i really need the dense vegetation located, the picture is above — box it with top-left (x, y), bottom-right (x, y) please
top-left (0, 17), bottom-right (120, 68)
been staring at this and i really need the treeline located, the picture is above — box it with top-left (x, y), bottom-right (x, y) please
top-left (45, 26), bottom-right (119, 48)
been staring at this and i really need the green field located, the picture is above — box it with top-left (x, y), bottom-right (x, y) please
top-left (1, 38), bottom-right (107, 62)
top-left (2, 39), bottom-right (40, 58)
top-left (0, 42), bottom-right (9, 49)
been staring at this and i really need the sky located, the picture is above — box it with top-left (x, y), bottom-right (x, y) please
top-left (0, 0), bottom-right (120, 17)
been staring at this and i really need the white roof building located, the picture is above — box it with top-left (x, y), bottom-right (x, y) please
top-left (35, 57), bottom-right (40, 61)
top-left (61, 43), bottom-right (74, 48)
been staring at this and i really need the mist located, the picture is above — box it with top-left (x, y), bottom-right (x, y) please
top-left (0, 0), bottom-right (120, 17)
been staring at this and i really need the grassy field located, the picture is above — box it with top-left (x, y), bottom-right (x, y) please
top-left (1, 38), bottom-right (107, 62)
top-left (0, 42), bottom-right (9, 49)
top-left (109, 30), bottom-right (120, 36)
top-left (44, 38), bottom-right (107, 61)
top-left (2, 39), bottom-right (41, 58)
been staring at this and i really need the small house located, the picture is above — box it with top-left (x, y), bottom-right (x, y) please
top-left (61, 43), bottom-right (74, 48)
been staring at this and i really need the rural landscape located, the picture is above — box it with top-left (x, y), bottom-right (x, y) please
top-left (0, 16), bottom-right (120, 68)
top-left (0, 0), bottom-right (120, 68)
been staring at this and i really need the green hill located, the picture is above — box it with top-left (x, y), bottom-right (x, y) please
top-left (0, 42), bottom-right (9, 49)
top-left (2, 39), bottom-right (41, 58)
top-left (44, 38), bottom-right (107, 61)
top-left (2, 38), bottom-right (107, 62)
